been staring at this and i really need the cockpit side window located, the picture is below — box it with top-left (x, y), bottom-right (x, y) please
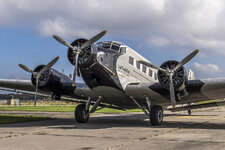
top-left (120, 47), bottom-right (126, 54)
top-left (102, 43), bottom-right (111, 49)
top-left (95, 42), bottom-right (102, 47)
top-left (111, 44), bottom-right (120, 51)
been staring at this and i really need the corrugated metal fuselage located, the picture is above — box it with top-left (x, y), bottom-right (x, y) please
top-left (74, 44), bottom-right (225, 109)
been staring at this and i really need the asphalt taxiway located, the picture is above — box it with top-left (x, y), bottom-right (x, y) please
top-left (0, 107), bottom-right (225, 150)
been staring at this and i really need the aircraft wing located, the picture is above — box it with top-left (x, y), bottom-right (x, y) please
top-left (0, 79), bottom-right (78, 99)
top-left (0, 79), bottom-right (35, 92)
top-left (125, 78), bottom-right (225, 108)
top-left (0, 79), bottom-right (124, 110)
top-left (1, 78), bottom-right (225, 110)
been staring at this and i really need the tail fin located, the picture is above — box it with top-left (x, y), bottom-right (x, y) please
top-left (188, 69), bottom-right (195, 80)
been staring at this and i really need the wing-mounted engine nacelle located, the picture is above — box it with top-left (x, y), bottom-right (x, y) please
top-left (68, 38), bottom-right (96, 69)
top-left (31, 65), bottom-right (74, 100)
top-left (158, 60), bottom-right (188, 101)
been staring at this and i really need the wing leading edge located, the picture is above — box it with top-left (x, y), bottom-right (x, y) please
top-left (0, 79), bottom-right (35, 92)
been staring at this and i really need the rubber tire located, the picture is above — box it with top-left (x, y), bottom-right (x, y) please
top-left (75, 104), bottom-right (89, 123)
top-left (150, 105), bottom-right (163, 126)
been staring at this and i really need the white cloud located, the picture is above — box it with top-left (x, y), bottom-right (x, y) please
top-left (0, 0), bottom-right (225, 57)
top-left (146, 36), bottom-right (170, 47)
top-left (193, 62), bottom-right (221, 74)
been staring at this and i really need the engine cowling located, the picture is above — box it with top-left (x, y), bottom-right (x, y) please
top-left (157, 60), bottom-right (188, 100)
top-left (67, 38), bottom-right (94, 68)
top-left (31, 65), bottom-right (61, 88)
top-left (31, 65), bottom-right (74, 100)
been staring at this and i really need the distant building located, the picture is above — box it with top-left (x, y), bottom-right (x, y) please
top-left (6, 99), bottom-right (20, 106)
top-left (0, 99), bottom-right (8, 104)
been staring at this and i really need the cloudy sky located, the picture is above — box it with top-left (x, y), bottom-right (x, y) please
top-left (0, 0), bottom-right (225, 81)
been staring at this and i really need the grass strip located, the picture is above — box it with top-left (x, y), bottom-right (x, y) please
top-left (0, 105), bottom-right (142, 113)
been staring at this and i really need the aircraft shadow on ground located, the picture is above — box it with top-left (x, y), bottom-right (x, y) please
top-left (0, 113), bottom-right (224, 130)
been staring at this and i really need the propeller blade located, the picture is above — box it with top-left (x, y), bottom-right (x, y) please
top-left (38, 56), bottom-right (59, 77)
top-left (34, 77), bottom-right (38, 107)
top-left (169, 74), bottom-right (176, 108)
top-left (53, 35), bottom-right (75, 49)
top-left (18, 64), bottom-right (33, 73)
top-left (73, 53), bottom-right (79, 82)
top-left (81, 30), bottom-right (107, 49)
top-left (173, 49), bottom-right (199, 71)
top-left (138, 60), bottom-right (167, 73)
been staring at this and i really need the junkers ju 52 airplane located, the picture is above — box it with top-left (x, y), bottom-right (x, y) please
top-left (1, 30), bottom-right (225, 126)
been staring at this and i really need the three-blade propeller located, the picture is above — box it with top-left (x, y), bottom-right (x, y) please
top-left (18, 56), bottom-right (59, 106)
top-left (53, 30), bottom-right (107, 83)
top-left (139, 49), bottom-right (199, 108)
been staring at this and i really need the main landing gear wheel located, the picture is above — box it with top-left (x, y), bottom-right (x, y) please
top-left (150, 105), bottom-right (163, 126)
top-left (75, 104), bottom-right (89, 123)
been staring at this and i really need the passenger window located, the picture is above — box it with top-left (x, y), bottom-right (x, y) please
top-left (142, 65), bottom-right (146, 73)
top-left (149, 69), bottom-right (152, 77)
top-left (129, 56), bottom-right (134, 65)
top-left (136, 60), bottom-right (140, 69)
top-left (154, 72), bottom-right (157, 80)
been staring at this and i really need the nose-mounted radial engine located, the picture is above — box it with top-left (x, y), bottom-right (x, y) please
top-left (139, 49), bottom-right (199, 108)
top-left (67, 38), bottom-right (93, 69)
top-left (53, 30), bottom-right (107, 84)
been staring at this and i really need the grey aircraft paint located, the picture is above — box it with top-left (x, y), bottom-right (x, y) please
top-left (1, 40), bottom-right (225, 110)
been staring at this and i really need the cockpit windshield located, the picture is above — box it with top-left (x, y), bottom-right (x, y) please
top-left (96, 41), bottom-right (126, 54)
top-left (102, 43), bottom-right (111, 49)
